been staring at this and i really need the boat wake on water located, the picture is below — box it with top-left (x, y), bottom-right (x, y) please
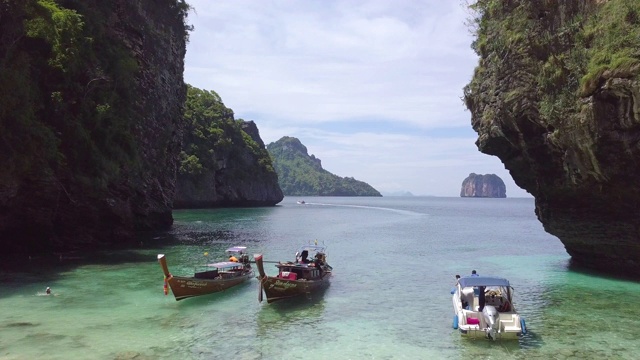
top-left (302, 202), bottom-right (425, 216)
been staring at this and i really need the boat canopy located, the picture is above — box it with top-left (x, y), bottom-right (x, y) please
top-left (458, 276), bottom-right (510, 288)
top-left (297, 244), bottom-right (326, 253)
top-left (206, 261), bottom-right (244, 269)
top-left (226, 246), bottom-right (247, 254)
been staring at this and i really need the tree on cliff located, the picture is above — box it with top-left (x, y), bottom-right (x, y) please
top-left (267, 136), bottom-right (381, 196)
top-left (174, 85), bottom-right (283, 207)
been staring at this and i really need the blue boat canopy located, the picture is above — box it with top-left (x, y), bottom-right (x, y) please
top-left (458, 276), bottom-right (510, 288)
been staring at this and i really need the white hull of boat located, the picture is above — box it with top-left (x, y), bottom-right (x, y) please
top-left (451, 276), bottom-right (525, 340)
top-left (454, 308), bottom-right (523, 340)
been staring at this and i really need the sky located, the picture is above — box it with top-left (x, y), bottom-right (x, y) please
top-left (182, 0), bottom-right (531, 198)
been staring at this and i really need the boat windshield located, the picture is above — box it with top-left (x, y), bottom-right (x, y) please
top-left (225, 246), bottom-right (247, 254)
top-left (296, 245), bottom-right (326, 254)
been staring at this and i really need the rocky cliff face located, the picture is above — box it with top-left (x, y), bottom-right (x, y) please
top-left (460, 173), bottom-right (506, 198)
top-left (174, 120), bottom-right (284, 208)
top-left (116, 0), bottom-right (187, 230)
top-left (464, 0), bottom-right (640, 274)
top-left (0, 1), bottom-right (187, 254)
top-left (172, 85), bottom-right (282, 208)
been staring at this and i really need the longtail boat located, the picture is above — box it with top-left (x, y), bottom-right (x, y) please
top-left (158, 246), bottom-right (254, 301)
top-left (255, 244), bottom-right (332, 303)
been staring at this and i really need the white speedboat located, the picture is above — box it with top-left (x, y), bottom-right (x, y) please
top-left (451, 276), bottom-right (526, 340)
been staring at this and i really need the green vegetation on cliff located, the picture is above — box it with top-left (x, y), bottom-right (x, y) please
top-left (465, 0), bottom-right (640, 131)
top-left (0, 1), bottom-right (190, 252)
top-left (0, 0), bottom-right (190, 189)
top-left (179, 85), bottom-right (277, 185)
top-left (267, 136), bottom-right (381, 196)
top-left (581, 0), bottom-right (640, 96)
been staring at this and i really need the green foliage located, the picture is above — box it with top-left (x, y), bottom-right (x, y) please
top-left (180, 85), bottom-right (277, 181)
top-left (179, 152), bottom-right (203, 175)
top-left (171, 0), bottom-right (194, 39)
top-left (465, 0), bottom-right (640, 130)
top-left (24, 0), bottom-right (84, 70)
top-left (464, 1), bottom-right (538, 124)
top-left (580, 0), bottom-right (640, 95)
top-left (468, 0), bottom-right (528, 57)
top-left (267, 136), bottom-right (381, 196)
top-left (0, 0), bottom-right (189, 192)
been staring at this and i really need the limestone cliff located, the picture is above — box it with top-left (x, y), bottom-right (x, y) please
top-left (464, 0), bottom-right (640, 274)
top-left (0, 1), bottom-right (188, 254)
top-left (460, 173), bottom-right (506, 198)
top-left (173, 85), bottom-right (283, 207)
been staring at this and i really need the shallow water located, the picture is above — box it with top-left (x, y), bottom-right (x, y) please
top-left (1, 197), bottom-right (639, 359)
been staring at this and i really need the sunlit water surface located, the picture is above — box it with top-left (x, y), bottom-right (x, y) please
top-left (1, 197), bottom-right (639, 359)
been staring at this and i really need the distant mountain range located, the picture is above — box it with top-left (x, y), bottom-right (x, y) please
top-left (267, 136), bottom-right (381, 196)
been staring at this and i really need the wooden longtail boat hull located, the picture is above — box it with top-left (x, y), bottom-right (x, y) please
top-left (158, 254), bottom-right (254, 301)
top-left (166, 273), bottom-right (254, 301)
top-left (255, 254), bottom-right (331, 304)
top-left (260, 274), bottom-right (331, 303)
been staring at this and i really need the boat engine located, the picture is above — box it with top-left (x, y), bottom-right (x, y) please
top-left (482, 305), bottom-right (500, 340)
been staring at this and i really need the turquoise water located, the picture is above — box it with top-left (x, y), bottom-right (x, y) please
top-left (1, 197), bottom-right (639, 359)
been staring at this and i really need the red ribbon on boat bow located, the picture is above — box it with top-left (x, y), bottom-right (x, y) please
top-left (163, 275), bottom-right (170, 295)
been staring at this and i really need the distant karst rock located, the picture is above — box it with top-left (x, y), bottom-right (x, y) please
top-left (267, 136), bottom-right (381, 196)
top-left (460, 173), bottom-right (506, 198)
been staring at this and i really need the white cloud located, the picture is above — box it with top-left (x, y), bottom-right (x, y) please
top-left (183, 0), bottom-right (531, 197)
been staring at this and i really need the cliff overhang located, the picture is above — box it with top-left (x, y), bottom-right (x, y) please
top-left (464, 0), bottom-right (640, 275)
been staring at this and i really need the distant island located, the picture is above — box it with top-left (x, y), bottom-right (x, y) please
top-left (267, 136), bottom-right (381, 196)
top-left (460, 173), bottom-right (506, 198)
